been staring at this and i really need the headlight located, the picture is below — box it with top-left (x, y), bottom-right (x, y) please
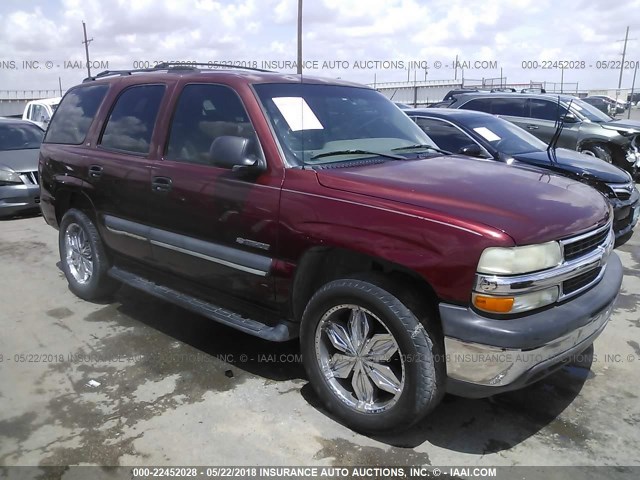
top-left (477, 241), bottom-right (562, 275)
top-left (0, 167), bottom-right (22, 186)
top-left (473, 286), bottom-right (560, 314)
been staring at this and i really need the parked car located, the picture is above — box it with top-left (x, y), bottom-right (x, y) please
top-left (446, 92), bottom-right (640, 177)
top-left (22, 97), bottom-right (61, 130)
top-left (404, 108), bottom-right (639, 239)
top-left (40, 65), bottom-right (622, 433)
top-left (0, 118), bottom-right (44, 217)
top-left (581, 97), bottom-right (615, 116)
top-left (590, 95), bottom-right (626, 114)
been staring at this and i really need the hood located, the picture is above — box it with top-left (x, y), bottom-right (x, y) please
top-left (512, 148), bottom-right (631, 184)
top-left (601, 118), bottom-right (640, 134)
top-left (316, 156), bottom-right (610, 245)
top-left (0, 148), bottom-right (40, 172)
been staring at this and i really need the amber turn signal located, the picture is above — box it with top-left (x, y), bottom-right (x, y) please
top-left (473, 294), bottom-right (514, 313)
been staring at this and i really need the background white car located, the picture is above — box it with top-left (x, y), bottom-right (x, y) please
top-left (22, 97), bottom-right (61, 129)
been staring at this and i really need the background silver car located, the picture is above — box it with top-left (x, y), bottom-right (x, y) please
top-left (0, 118), bottom-right (44, 218)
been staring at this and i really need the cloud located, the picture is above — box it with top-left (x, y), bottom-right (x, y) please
top-left (0, 0), bottom-right (637, 93)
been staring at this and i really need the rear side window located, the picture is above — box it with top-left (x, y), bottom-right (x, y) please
top-left (528, 99), bottom-right (567, 121)
top-left (100, 84), bottom-right (165, 155)
top-left (459, 98), bottom-right (492, 113)
top-left (44, 85), bottom-right (109, 145)
top-left (489, 98), bottom-right (527, 117)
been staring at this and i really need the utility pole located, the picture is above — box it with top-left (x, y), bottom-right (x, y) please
top-left (629, 62), bottom-right (638, 120)
top-left (58, 77), bottom-right (63, 96)
top-left (82, 21), bottom-right (93, 78)
top-left (454, 54), bottom-right (458, 81)
top-left (618, 26), bottom-right (630, 90)
top-left (560, 66), bottom-right (564, 93)
top-left (296, 0), bottom-right (303, 74)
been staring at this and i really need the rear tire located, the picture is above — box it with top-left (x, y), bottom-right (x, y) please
top-left (300, 278), bottom-right (444, 433)
top-left (579, 144), bottom-right (612, 164)
top-left (59, 208), bottom-right (119, 301)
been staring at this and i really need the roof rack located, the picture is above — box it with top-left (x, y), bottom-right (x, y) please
top-left (83, 62), bottom-right (274, 82)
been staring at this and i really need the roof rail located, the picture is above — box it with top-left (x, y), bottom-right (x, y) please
top-left (83, 62), bottom-right (274, 82)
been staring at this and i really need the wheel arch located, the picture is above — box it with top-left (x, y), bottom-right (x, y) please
top-left (55, 188), bottom-right (98, 225)
top-left (290, 246), bottom-right (440, 325)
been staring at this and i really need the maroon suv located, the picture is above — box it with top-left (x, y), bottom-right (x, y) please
top-left (39, 65), bottom-right (623, 433)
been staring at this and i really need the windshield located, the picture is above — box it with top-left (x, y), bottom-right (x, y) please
top-left (0, 123), bottom-right (45, 150)
top-left (568, 97), bottom-right (612, 122)
top-left (254, 83), bottom-right (436, 165)
top-left (464, 114), bottom-right (548, 155)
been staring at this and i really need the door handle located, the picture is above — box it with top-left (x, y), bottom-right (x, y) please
top-left (151, 176), bottom-right (172, 193)
top-left (88, 165), bottom-right (103, 178)
top-left (526, 125), bottom-right (539, 130)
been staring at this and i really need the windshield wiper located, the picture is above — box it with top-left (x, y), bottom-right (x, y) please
top-left (309, 149), bottom-right (404, 161)
top-left (391, 144), bottom-right (452, 155)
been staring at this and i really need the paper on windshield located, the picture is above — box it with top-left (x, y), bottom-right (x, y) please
top-left (272, 97), bottom-right (324, 131)
top-left (473, 127), bottom-right (501, 142)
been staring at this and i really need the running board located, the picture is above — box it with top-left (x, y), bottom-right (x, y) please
top-left (108, 266), bottom-right (298, 342)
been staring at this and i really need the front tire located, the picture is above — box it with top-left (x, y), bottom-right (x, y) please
top-left (579, 144), bottom-right (612, 163)
top-left (300, 278), bottom-right (444, 433)
top-left (59, 208), bottom-right (119, 301)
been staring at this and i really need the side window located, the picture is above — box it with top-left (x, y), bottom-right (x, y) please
top-left (528, 99), bottom-right (567, 121)
top-left (458, 98), bottom-right (492, 113)
top-left (414, 117), bottom-right (477, 153)
top-left (489, 98), bottom-right (527, 117)
top-left (166, 84), bottom-right (260, 165)
top-left (26, 104), bottom-right (33, 120)
top-left (100, 84), bottom-right (165, 155)
top-left (44, 84), bottom-right (109, 145)
top-left (32, 105), bottom-right (43, 122)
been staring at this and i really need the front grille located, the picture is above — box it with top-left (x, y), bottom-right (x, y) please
top-left (609, 183), bottom-right (634, 201)
top-left (563, 267), bottom-right (601, 295)
top-left (615, 191), bottom-right (631, 201)
top-left (19, 171), bottom-right (39, 185)
top-left (563, 227), bottom-right (610, 262)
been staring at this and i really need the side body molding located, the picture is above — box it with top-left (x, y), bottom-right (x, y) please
top-left (103, 215), bottom-right (272, 276)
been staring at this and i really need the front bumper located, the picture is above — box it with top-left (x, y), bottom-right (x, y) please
top-left (611, 188), bottom-right (639, 238)
top-left (441, 252), bottom-right (623, 398)
top-left (0, 184), bottom-right (41, 218)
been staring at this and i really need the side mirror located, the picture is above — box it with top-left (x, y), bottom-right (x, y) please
top-left (458, 143), bottom-right (485, 157)
top-left (561, 113), bottom-right (578, 123)
top-left (209, 136), bottom-right (265, 173)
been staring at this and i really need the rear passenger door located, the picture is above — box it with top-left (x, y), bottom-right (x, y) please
top-left (147, 83), bottom-right (281, 309)
top-left (89, 84), bottom-right (166, 263)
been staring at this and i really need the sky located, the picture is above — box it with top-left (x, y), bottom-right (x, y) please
top-left (0, 0), bottom-right (639, 95)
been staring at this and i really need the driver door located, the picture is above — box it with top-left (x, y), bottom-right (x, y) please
top-left (147, 83), bottom-right (281, 309)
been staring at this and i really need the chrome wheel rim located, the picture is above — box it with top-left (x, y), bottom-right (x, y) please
top-left (314, 304), bottom-right (405, 413)
top-left (64, 223), bottom-right (93, 285)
